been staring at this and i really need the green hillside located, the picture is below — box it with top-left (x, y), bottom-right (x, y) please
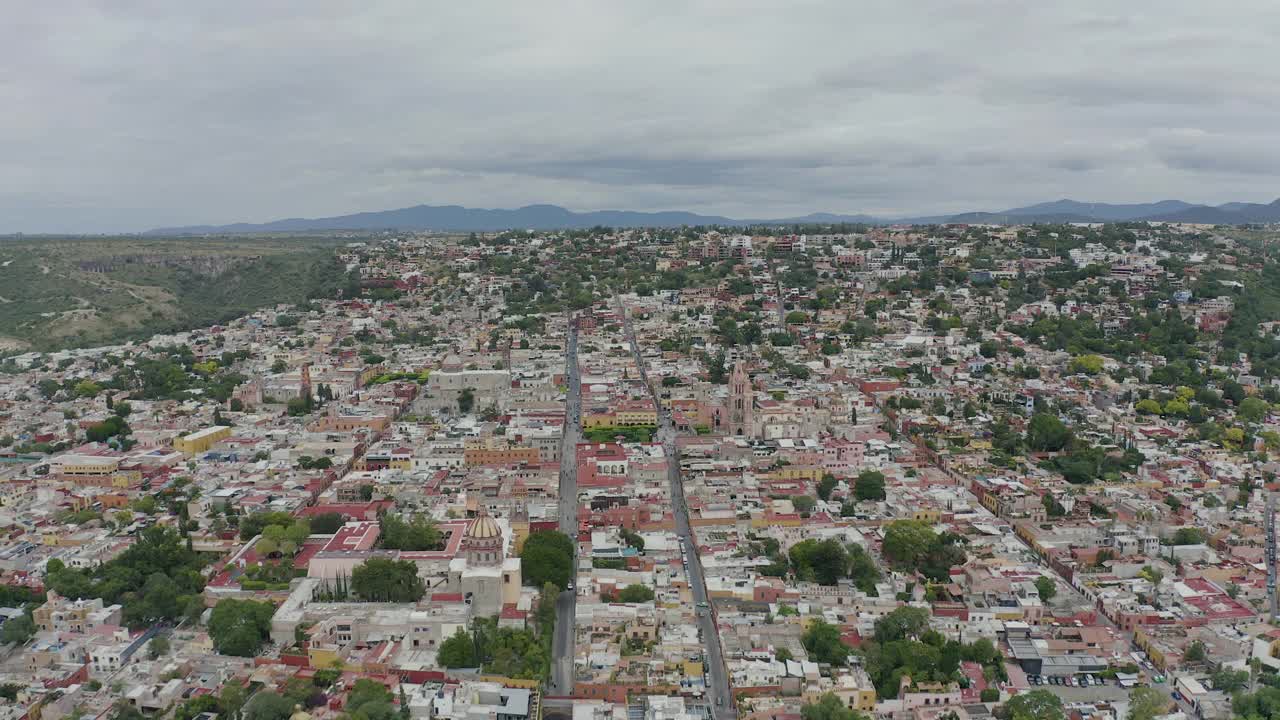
top-left (0, 237), bottom-right (354, 351)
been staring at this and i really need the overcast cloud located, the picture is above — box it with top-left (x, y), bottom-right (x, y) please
top-left (3, 1), bottom-right (1279, 232)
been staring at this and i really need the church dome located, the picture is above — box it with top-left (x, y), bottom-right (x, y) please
top-left (467, 513), bottom-right (501, 540)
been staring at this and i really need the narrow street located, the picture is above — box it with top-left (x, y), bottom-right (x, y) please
top-left (621, 301), bottom-right (737, 720)
top-left (549, 317), bottom-right (581, 697)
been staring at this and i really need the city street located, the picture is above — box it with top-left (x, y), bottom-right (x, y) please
top-left (622, 302), bottom-right (737, 720)
top-left (550, 318), bottom-right (581, 697)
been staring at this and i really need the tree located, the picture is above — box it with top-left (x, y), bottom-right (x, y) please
top-left (1235, 687), bottom-right (1280, 719)
top-left (802, 619), bottom-right (851, 666)
top-left (0, 613), bottom-right (35, 645)
top-left (789, 539), bottom-right (850, 586)
top-left (1004, 690), bottom-right (1065, 720)
top-left (1135, 398), bottom-right (1163, 415)
top-left (112, 700), bottom-right (147, 720)
top-left (520, 531), bottom-right (575, 589)
top-left (801, 693), bottom-right (866, 720)
top-left (980, 687), bottom-right (999, 702)
top-left (1034, 576), bottom-right (1056, 602)
top-left (458, 388), bottom-right (476, 414)
top-left (240, 511), bottom-right (297, 541)
top-left (882, 520), bottom-right (938, 568)
top-left (1210, 668), bottom-right (1249, 693)
top-left (379, 514), bottom-right (443, 551)
top-left (707, 351), bottom-right (728, 384)
top-left (847, 544), bottom-right (881, 593)
top-left (1241, 396), bottom-right (1270, 423)
top-left (175, 695), bottom-right (220, 720)
top-left (792, 495), bottom-right (816, 514)
top-left (148, 635), bottom-right (170, 660)
top-left (873, 606), bottom-right (930, 643)
top-left (1170, 527), bottom-right (1207, 545)
top-left (817, 474), bottom-right (839, 501)
top-left (1184, 639), bottom-right (1207, 663)
top-left (346, 679), bottom-right (394, 720)
top-left (1126, 686), bottom-right (1170, 720)
top-left (1026, 413), bottom-right (1070, 452)
top-left (439, 627), bottom-right (478, 667)
top-left (351, 558), bottom-right (425, 603)
top-left (220, 683), bottom-right (247, 720)
top-left (1069, 354), bottom-right (1104, 375)
top-left (243, 691), bottom-right (293, 720)
top-left (208, 599), bottom-right (275, 656)
top-left (854, 470), bottom-right (886, 502)
top-left (310, 512), bottom-right (345, 534)
top-left (619, 528), bottom-right (645, 551)
top-left (1223, 380), bottom-right (1247, 406)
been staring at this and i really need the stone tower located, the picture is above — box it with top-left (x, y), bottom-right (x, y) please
top-left (728, 360), bottom-right (752, 436)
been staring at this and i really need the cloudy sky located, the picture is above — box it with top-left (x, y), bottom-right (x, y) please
top-left (4, 1), bottom-right (1279, 232)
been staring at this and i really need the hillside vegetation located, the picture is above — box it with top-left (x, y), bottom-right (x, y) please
top-left (0, 237), bottom-right (353, 351)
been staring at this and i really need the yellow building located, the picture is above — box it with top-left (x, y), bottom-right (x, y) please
top-left (57, 455), bottom-right (120, 477)
top-left (615, 408), bottom-right (658, 427)
top-left (173, 426), bottom-right (232, 456)
top-left (824, 667), bottom-right (878, 713)
top-left (773, 466), bottom-right (823, 483)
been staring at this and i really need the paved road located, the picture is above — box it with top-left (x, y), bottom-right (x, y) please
top-left (549, 318), bottom-right (582, 697)
top-left (621, 302), bottom-right (736, 720)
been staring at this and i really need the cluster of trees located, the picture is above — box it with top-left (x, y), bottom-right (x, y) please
top-left (286, 390), bottom-right (317, 416)
top-left (208, 599), bottom-right (275, 656)
top-left (351, 558), bottom-right (425, 603)
top-left (787, 539), bottom-right (881, 592)
top-left (166, 683), bottom-right (249, 720)
top-left (295, 455), bottom-right (334, 470)
top-left (0, 608), bottom-right (36, 645)
top-left (85, 414), bottom-right (131, 445)
top-left (619, 528), bottom-right (645, 551)
top-left (583, 425), bottom-right (656, 443)
top-left (855, 607), bottom-right (1005, 699)
top-left (521, 531), bottom-right (575, 590)
top-left (378, 513), bottom-right (444, 551)
top-left (0, 586), bottom-right (41, 640)
top-left (1015, 413), bottom-right (1146, 484)
top-left (802, 619), bottom-right (852, 666)
top-left (881, 520), bottom-right (968, 582)
top-left (1165, 527), bottom-right (1208, 546)
top-left (240, 511), bottom-right (300, 540)
top-left (1040, 443), bottom-right (1145, 485)
top-left (800, 693), bottom-right (867, 720)
top-left (309, 512), bottom-right (346, 534)
top-left (109, 346), bottom-right (248, 403)
top-left (1226, 667), bottom-right (1280, 719)
top-left (254, 520), bottom-right (311, 558)
top-left (853, 470), bottom-right (886, 502)
top-left (437, 616), bottom-right (551, 679)
top-left (44, 527), bottom-right (206, 629)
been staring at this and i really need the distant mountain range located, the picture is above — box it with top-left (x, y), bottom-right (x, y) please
top-left (146, 197), bottom-right (1280, 234)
